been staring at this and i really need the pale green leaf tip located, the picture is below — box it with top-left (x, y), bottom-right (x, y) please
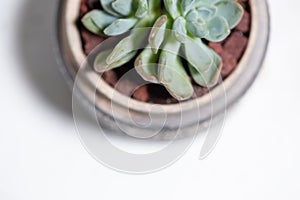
top-left (149, 15), bottom-right (168, 54)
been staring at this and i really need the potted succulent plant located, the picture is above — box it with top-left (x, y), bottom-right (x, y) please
top-left (55, 0), bottom-right (269, 135)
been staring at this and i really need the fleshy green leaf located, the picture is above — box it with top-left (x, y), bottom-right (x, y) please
top-left (204, 16), bottom-right (230, 42)
top-left (149, 15), bottom-right (168, 54)
top-left (181, 0), bottom-right (198, 16)
top-left (183, 37), bottom-right (214, 72)
top-left (189, 49), bottom-right (222, 87)
top-left (134, 12), bottom-right (159, 28)
top-left (100, 0), bottom-right (122, 17)
top-left (112, 0), bottom-right (134, 16)
top-left (81, 10), bottom-right (117, 35)
top-left (198, 0), bottom-right (219, 6)
top-left (94, 49), bottom-right (137, 72)
top-left (186, 19), bottom-right (208, 38)
top-left (186, 10), bottom-right (199, 22)
top-left (135, 47), bottom-right (159, 83)
top-left (158, 37), bottom-right (193, 100)
top-left (172, 17), bottom-right (187, 43)
top-left (215, 1), bottom-right (244, 28)
top-left (107, 29), bottom-right (147, 64)
top-left (163, 0), bottom-right (181, 19)
top-left (196, 6), bottom-right (217, 21)
top-left (135, 0), bottom-right (149, 18)
top-left (103, 17), bottom-right (138, 36)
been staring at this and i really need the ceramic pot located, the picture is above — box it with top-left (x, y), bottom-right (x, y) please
top-left (54, 0), bottom-right (270, 136)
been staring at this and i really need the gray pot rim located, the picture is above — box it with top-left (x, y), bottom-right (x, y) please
top-left (54, 0), bottom-right (270, 130)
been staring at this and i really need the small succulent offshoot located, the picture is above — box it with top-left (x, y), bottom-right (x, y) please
top-left (82, 0), bottom-right (244, 100)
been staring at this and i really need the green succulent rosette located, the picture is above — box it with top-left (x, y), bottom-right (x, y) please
top-left (82, 0), bottom-right (244, 100)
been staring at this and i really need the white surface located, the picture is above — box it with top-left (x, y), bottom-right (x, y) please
top-left (1, 0), bottom-right (300, 199)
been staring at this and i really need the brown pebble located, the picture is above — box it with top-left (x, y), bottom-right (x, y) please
top-left (133, 85), bottom-right (149, 102)
top-left (208, 42), bottom-right (224, 56)
top-left (224, 31), bottom-right (248, 60)
top-left (236, 11), bottom-right (250, 33)
top-left (221, 51), bottom-right (238, 78)
top-left (79, 0), bottom-right (88, 17)
top-left (81, 29), bottom-right (105, 55)
top-left (102, 70), bottom-right (118, 87)
top-left (193, 85), bottom-right (209, 98)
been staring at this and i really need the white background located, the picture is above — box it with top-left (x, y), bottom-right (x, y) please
top-left (1, 0), bottom-right (300, 199)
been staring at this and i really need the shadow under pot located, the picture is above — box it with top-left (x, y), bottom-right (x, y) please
top-left (55, 0), bottom-right (270, 137)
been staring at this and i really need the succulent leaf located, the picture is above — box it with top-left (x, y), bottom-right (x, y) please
top-left (135, 47), bottom-right (159, 83)
top-left (204, 16), bottom-right (230, 42)
top-left (186, 9), bottom-right (199, 22)
top-left (197, 0), bottom-right (219, 6)
top-left (135, 0), bottom-right (149, 18)
top-left (103, 17), bottom-right (138, 36)
top-left (183, 38), bottom-right (214, 72)
top-left (181, 0), bottom-right (198, 16)
top-left (186, 18), bottom-right (208, 38)
top-left (94, 49), bottom-right (137, 72)
top-left (112, 0), bottom-right (134, 16)
top-left (158, 37), bottom-right (193, 100)
top-left (100, 0), bottom-right (122, 17)
top-left (189, 49), bottom-right (222, 87)
top-left (134, 12), bottom-right (159, 28)
top-left (163, 0), bottom-right (181, 19)
top-left (215, 0), bottom-right (244, 28)
top-left (81, 10), bottom-right (117, 35)
top-left (196, 6), bottom-right (217, 21)
top-left (149, 15), bottom-right (168, 54)
top-left (107, 29), bottom-right (147, 64)
top-left (172, 17), bottom-right (188, 43)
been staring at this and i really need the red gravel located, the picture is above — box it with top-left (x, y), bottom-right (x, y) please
top-left (236, 11), bottom-right (251, 33)
top-left (224, 31), bottom-right (248, 60)
top-left (133, 85), bottom-right (149, 102)
top-left (102, 70), bottom-right (118, 87)
top-left (80, 28), bottom-right (105, 55)
top-left (208, 42), bottom-right (224, 55)
top-left (220, 51), bottom-right (238, 77)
